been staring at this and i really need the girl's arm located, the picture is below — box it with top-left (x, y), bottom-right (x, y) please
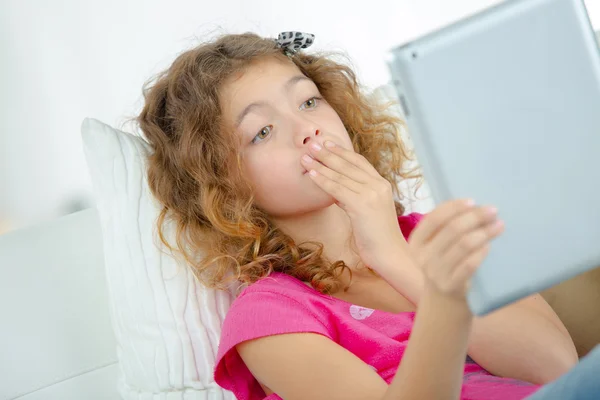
top-left (237, 288), bottom-right (475, 400)
top-left (381, 252), bottom-right (577, 385)
top-left (383, 287), bottom-right (474, 400)
top-left (467, 293), bottom-right (578, 383)
top-left (375, 218), bottom-right (578, 385)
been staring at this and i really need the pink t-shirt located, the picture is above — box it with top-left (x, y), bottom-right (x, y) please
top-left (214, 213), bottom-right (541, 399)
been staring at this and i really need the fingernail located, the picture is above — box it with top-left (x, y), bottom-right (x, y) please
top-left (465, 199), bottom-right (475, 207)
top-left (324, 141), bottom-right (335, 148)
top-left (311, 142), bottom-right (322, 151)
top-left (487, 206), bottom-right (498, 215)
top-left (302, 154), bottom-right (313, 163)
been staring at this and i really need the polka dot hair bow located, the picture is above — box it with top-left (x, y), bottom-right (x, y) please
top-left (275, 31), bottom-right (315, 56)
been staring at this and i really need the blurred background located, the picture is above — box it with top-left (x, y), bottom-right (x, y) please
top-left (1, 0), bottom-right (599, 235)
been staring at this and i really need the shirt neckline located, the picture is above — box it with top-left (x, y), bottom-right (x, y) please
top-left (268, 271), bottom-right (416, 317)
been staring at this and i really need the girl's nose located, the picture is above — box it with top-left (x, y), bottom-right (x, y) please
top-left (302, 129), bottom-right (322, 145)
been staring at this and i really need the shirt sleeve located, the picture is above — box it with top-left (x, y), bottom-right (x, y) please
top-left (214, 290), bottom-right (332, 399)
top-left (398, 212), bottom-right (424, 239)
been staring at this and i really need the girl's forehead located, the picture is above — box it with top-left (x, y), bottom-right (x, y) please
top-left (226, 58), bottom-right (303, 91)
top-left (220, 58), bottom-right (308, 115)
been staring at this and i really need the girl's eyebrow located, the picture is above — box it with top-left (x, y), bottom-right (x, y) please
top-left (235, 75), bottom-right (312, 127)
top-left (235, 101), bottom-right (268, 128)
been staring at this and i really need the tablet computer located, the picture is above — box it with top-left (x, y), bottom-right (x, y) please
top-left (386, 0), bottom-right (600, 315)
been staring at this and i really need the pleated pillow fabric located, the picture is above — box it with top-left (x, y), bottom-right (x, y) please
top-left (81, 118), bottom-right (235, 400)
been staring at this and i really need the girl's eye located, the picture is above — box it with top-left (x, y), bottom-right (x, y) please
top-left (251, 125), bottom-right (273, 144)
top-left (300, 96), bottom-right (321, 110)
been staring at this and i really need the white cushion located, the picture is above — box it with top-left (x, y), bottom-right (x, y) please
top-left (81, 118), bottom-right (235, 400)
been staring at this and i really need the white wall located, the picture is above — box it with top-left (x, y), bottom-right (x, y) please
top-left (1, 0), bottom-right (599, 233)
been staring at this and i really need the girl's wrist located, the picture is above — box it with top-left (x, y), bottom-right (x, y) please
top-left (422, 283), bottom-right (474, 321)
top-left (369, 243), bottom-right (425, 305)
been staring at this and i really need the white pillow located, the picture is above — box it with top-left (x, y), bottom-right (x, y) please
top-left (81, 118), bottom-right (236, 400)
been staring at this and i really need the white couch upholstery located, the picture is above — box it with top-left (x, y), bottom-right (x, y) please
top-left (0, 208), bottom-right (120, 400)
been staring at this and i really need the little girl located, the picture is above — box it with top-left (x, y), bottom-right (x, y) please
top-left (137, 32), bottom-right (599, 399)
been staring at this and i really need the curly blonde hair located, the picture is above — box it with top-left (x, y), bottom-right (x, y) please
top-left (137, 32), bottom-right (420, 295)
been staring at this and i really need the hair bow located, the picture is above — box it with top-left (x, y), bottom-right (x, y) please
top-left (275, 31), bottom-right (315, 56)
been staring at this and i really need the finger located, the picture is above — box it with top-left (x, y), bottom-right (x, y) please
top-left (302, 156), bottom-right (362, 193)
top-left (429, 205), bottom-right (499, 256)
top-left (409, 199), bottom-right (476, 245)
top-left (306, 169), bottom-right (360, 208)
top-left (441, 219), bottom-right (504, 272)
top-left (323, 140), bottom-right (383, 179)
top-left (447, 244), bottom-right (491, 295)
top-left (307, 141), bottom-right (371, 183)
top-left (424, 219), bottom-right (502, 285)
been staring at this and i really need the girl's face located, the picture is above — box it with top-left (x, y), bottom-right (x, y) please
top-left (220, 57), bottom-right (355, 218)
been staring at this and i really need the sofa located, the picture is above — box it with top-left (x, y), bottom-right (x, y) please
top-left (0, 208), bottom-right (119, 400)
top-left (2, 202), bottom-right (600, 400)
